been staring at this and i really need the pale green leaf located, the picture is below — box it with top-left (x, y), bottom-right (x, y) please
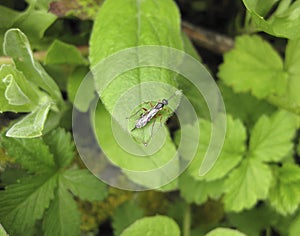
top-left (218, 35), bottom-right (287, 98)
top-left (3, 29), bottom-right (62, 102)
top-left (6, 103), bottom-right (52, 138)
top-left (224, 158), bottom-right (272, 212)
top-left (186, 116), bottom-right (246, 181)
top-left (249, 110), bottom-right (297, 162)
top-left (205, 227), bottom-right (246, 236)
top-left (45, 40), bottom-right (88, 65)
top-left (243, 0), bottom-right (300, 39)
top-left (43, 128), bottom-right (74, 168)
top-left (0, 134), bottom-right (55, 173)
top-left (268, 164), bottom-right (300, 215)
top-left (0, 173), bottom-right (58, 235)
top-left (121, 215), bottom-right (180, 236)
top-left (290, 212), bottom-right (300, 236)
top-left (0, 224), bottom-right (9, 236)
top-left (0, 64), bottom-right (41, 112)
top-left (62, 169), bottom-right (108, 201)
top-left (112, 201), bottom-right (144, 236)
top-left (43, 179), bottom-right (80, 236)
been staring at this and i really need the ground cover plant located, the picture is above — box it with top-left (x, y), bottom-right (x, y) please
top-left (1, 0), bottom-right (300, 235)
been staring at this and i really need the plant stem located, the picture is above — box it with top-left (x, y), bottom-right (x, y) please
top-left (183, 203), bottom-right (191, 236)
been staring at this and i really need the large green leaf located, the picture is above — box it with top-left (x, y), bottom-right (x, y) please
top-left (89, 0), bottom-right (183, 120)
top-left (42, 178), bottom-right (80, 236)
top-left (249, 110), bottom-right (297, 162)
top-left (223, 158), bottom-right (272, 212)
top-left (0, 173), bottom-right (58, 235)
top-left (121, 215), bottom-right (180, 236)
top-left (218, 35), bottom-right (287, 99)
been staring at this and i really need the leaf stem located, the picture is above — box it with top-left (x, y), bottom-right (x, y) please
top-left (183, 203), bottom-right (191, 236)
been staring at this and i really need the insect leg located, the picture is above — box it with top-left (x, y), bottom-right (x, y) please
top-left (126, 107), bottom-right (148, 119)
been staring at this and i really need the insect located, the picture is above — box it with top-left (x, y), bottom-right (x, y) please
top-left (128, 90), bottom-right (181, 143)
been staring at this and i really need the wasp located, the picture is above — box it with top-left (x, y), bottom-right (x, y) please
top-left (128, 90), bottom-right (181, 135)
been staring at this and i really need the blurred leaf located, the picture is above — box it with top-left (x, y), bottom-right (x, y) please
top-left (62, 169), bottom-right (108, 201)
top-left (179, 172), bottom-right (224, 205)
top-left (49, 0), bottom-right (103, 20)
top-left (218, 35), bottom-right (287, 98)
top-left (268, 164), bottom-right (300, 215)
top-left (0, 133), bottom-right (55, 173)
top-left (42, 178), bottom-right (80, 236)
top-left (249, 110), bottom-right (297, 162)
top-left (243, 0), bottom-right (300, 39)
top-left (112, 201), bottom-right (144, 236)
top-left (224, 158), bottom-right (272, 212)
top-left (0, 173), bottom-right (58, 235)
top-left (0, 224), bottom-right (9, 236)
top-left (45, 40), bottom-right (88, 65)
top-left (205, 227), bottom-right (246, 236)
top-left (290, 212), bottom-right (300, 236)
top-left (121, 215), bottom-right (180, 236)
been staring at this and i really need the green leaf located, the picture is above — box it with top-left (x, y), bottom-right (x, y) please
top-left (243, 0), bottom-right (300, 39)
top-left (112, 201), bottom-right (144, 236)
top-left (205, 227), bottom-right (246, 236)
top-left (94, 103), bottom-right (179, 188)
top-left (43, 128), bottom-right (74, 168)
top-left (179, 172), bottom-right (224, 205)
top-left (45, 40), bottom-right (88, 65)
top-left (0, 134), bottom-right (55, 173)
top-left (218, 35), bottom-right (287, 98)
top-left (0, 64), bottom-right (40, 112)
top-left (0, 224), bottom-right (9, 236)
top-left (285, 38), bottom-right (300, 105)
top-left (6, 102), bottom-right (52, 138)
top-left (290, 212), bottom-right (300, 236)
top-left (121, 215), bottom-right (180, 236)
top-left (219, 82), bottom-right (275, 127)
top-left (42, 178), bottom-right (80, 236)
top-left (89, 0), bottom-right (183, 130)
top-left (186, 116), bottom-right (246, 181)
top-left (0, 173), bottom-right (58, 235)
top-left (249, 110), bottom-right (297, 162)
top-left (224, 158), bottom-right (272, 212)
top-left (3, 28), bottom-right (62, 102)
top-left (268, 164), bottom-right (300, 215)
top-left (62, 169), bottom-right (108, 201)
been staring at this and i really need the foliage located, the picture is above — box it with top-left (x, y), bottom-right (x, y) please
top-left (0, 0), bottom-right (300, 235)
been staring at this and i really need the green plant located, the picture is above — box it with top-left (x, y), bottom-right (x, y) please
top-left (1, 0), bottom-right (300, 235)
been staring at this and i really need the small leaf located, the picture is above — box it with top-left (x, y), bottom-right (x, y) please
top-left (112, 201), bottom-right (144, 236)
top-left (6, 103), bottom-right (52, 138)
top-left (205, 227), bottom-right (246, 236)
top-left (62, 169), bottom-right (108, 201)
top-left (224, 158), bottom-right (272, 212)
top-left (45, 40), bottom-right (88, 65)
top-left (0, 173), bottom-right (58, 235)
top-left (0, 133), bottom-right (55, 173)
top-left (42, 178), bottom-right (80, 236)
top-left (290, 212), bottom-right (300, 236)
top-left (43, 128), bottom-right (74, 168)
top-left (3, 29), bottom-right (62, 102)
top-left (249, 110), bottom-right (297, 162)
top-left (0, 224), bottom-right (9, 236)
top-left (268, 164), bottom-right (300, 215)
top-left (121, 215), bottom-right (180, 236)
top-left (218, 35), bottom-right (287, 98)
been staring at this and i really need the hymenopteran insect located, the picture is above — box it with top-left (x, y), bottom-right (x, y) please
top-left (128, 90), bottom-right (181, 145)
